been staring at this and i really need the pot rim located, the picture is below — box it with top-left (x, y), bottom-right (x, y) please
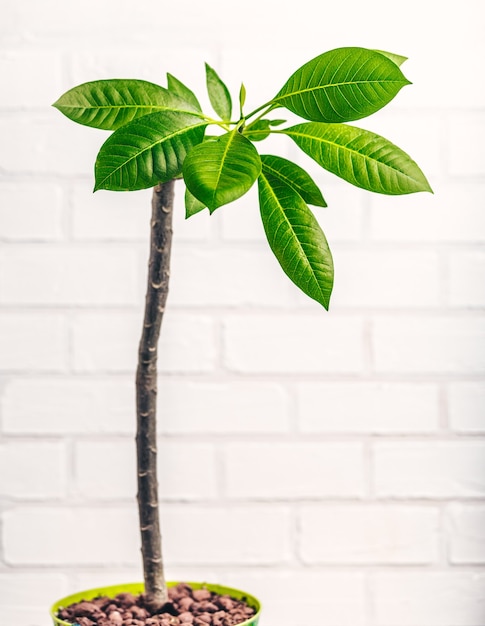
top-left (50, 581), bottom-right (262, 626)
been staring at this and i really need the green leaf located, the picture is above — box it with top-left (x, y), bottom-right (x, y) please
top-left (274, 47), bottom-right (411, 123)
top-left (258, 171), bottom-right (333, 309)
top-left (283, 122), bottom-right (433, 195)
top-left (239, 83), bottom-right (247, 111)
top-left (261, 154), bottom-right (327, 207)
top-left (167, 73), bottom-right (202, 111)
top-left (185, 187), bottom-right (207, 218)
top-left (94, 111), bottom-right (207, 191)
top-left (205, 63), bottom-right (232, 121)
top-left (268, 119), bottom-right (287, 126)
top-left (183, 130), bottom-right (261, 212)
top-left (53, 79), bottom-right (200, 130)
top-left (373, 49), bottom-right (408, 66)
top-left (243, 119), bottom-right (271, 141)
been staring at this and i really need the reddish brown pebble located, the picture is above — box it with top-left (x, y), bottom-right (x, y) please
top-left (178, 597), bottom-right (194, 611)
top-left (179, 612), bottom-right (194, 624)
top-left (216, 598), bottom-right (234, 612)
top-left (56, 583), bottom-right (255, 626)
top-left (75, 618), bottom-right (96, 626)
top-left (109, 610), bottom-right (123, 625)
top-left (116, 593), bottom-right (137, 608)
top-left (72, 602), bottom-right (101, 617)
top-left (192, 590), bottom-right (212, 602)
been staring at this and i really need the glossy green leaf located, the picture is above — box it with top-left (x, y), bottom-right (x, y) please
top-left (185, 187), bottom-right (207, 218)
top-left (205, 63), bottom-right (232, 121)
top-left (258, 171), bottom-right (333, 309)
top-left (53, 79), bottom-right (200, 130)
top-left (261, 154), bottom-right (327, 207)
top-left (274, 47), bottom-right (410, 123)
top-left (283, 122), bottom-right (433, 195)
top-left (167, 73), bottom-right (202, 111)
top-left (183, 131), bottom-right (261, 212)
top-left (94, 111), bottom-right (207, 191)
top-left (373, 49), bottom-right (408, 66)
top-left (268, 119), bottom-right (287, 126)
top-left (243, 119), bottom-right (271, 141)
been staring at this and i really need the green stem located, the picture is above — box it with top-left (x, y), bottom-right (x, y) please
top-left (245, 100), bottom-right (277, 121)
top-left (247, 104), bottom-right (278, 127)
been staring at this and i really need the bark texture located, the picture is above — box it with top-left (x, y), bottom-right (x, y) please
top-left (136, 180), bottom-right (175, 609)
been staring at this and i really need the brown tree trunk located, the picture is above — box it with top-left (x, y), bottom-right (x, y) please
top-left (136, 180), bottom-right (175, 610)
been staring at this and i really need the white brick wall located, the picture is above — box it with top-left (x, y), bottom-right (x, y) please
top-left (1, 1), bottom-right (484, 625)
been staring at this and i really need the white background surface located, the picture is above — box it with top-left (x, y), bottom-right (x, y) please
top-left (1, 1), bottom-right (485, 624)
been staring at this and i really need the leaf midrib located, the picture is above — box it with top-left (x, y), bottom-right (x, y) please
top-left (275, 78), bottom-right (407, 102)
top-left (96, 120), bottom-right (206, 189)
top-left (283, 127), bottom-right (420, 185)
top-left (209, 131), bottom-right (237, 206)
top-left (260, 172), bottom-right (326, 300)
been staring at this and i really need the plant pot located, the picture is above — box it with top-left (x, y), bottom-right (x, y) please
top-left (51, 581), bottom-right (261, 626)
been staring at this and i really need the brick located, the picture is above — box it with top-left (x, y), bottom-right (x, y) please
top-left (72, 183), bottom-right (211, 242)
top-left (297, 382), bottom-right (439, 433)
top-left (219, 183), bottom-right (364, 244)
top-left (162, 505), bottom-right (292, 565)
top-left (169, 247), bottom-right (293, 307)
top-left (449, 382), bottom-right (485, 433)
top-left (372, 572), bottom-right (485, 626)
top-left (225, 442), bottom-right (364, 499)
top-left (0, 113), bottom-right (103, 175)
top-left (0, 313), bottom-right (67, 372)
top-left (159, 381), bottom-right (290, 434)
top-left (221, 570), bottom-right (366, 626)
top-left (0, 571), bottom-right (68, 607)
top-left (330, 249), bottom-right (440, 308)
top-left (1, 377), bottom-right (135, 435)
top-left (75, 571), bottom-right (145, 593)
top-left (71, 185), bottom-right (151, 241)
top-left (372, 316), bottom-right (485, 374)
top-left (0, 572), bottom-right (71, 626)
top-left (299, 505), bottom-right (439, 564)
top-left (70, 48), bottom-right (215, 108)
top-left (0, 50), bottom-right (63, 107)
top-left (218, 188), bottom-right (265, 242)
top-left (3, 506), bottom-right (139, 565)
top-left (0, 245), bottom-right (139, 305)
top-left (374, 442), bottom-right (485, 498)
top-left (370, 183), bottom-right (485, 242)
top-left (449, 251), bottom-right (485, 307)
top-left (449, 113), bottom-right (485, 176)
top-left (72, 312), bottom-right (216, 373)
top-left (0, 182), bottom-right (63, 241)
top-left (448, 504), bottom-right (485, 564)
top-left (401, 34), bottom-right (485, 109)
top-left (75, 440), bottom-right (218, 500)
top-left (0, 441), bottom-right (66, 499)
top-left (223, 314), bottom-right (364, 374)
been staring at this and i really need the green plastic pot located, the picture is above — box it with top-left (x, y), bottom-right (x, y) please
top-left (51, 581), bottom-right (261, 626)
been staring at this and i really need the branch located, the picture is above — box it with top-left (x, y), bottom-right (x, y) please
top-left (136, 180), bottom-right (175, 610)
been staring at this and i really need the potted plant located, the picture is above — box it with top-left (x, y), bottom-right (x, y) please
top-left (50, 46), bottom-right (431, 626)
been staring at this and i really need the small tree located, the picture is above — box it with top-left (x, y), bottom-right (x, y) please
top-left (53, 47), bottom-right (431, 611)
